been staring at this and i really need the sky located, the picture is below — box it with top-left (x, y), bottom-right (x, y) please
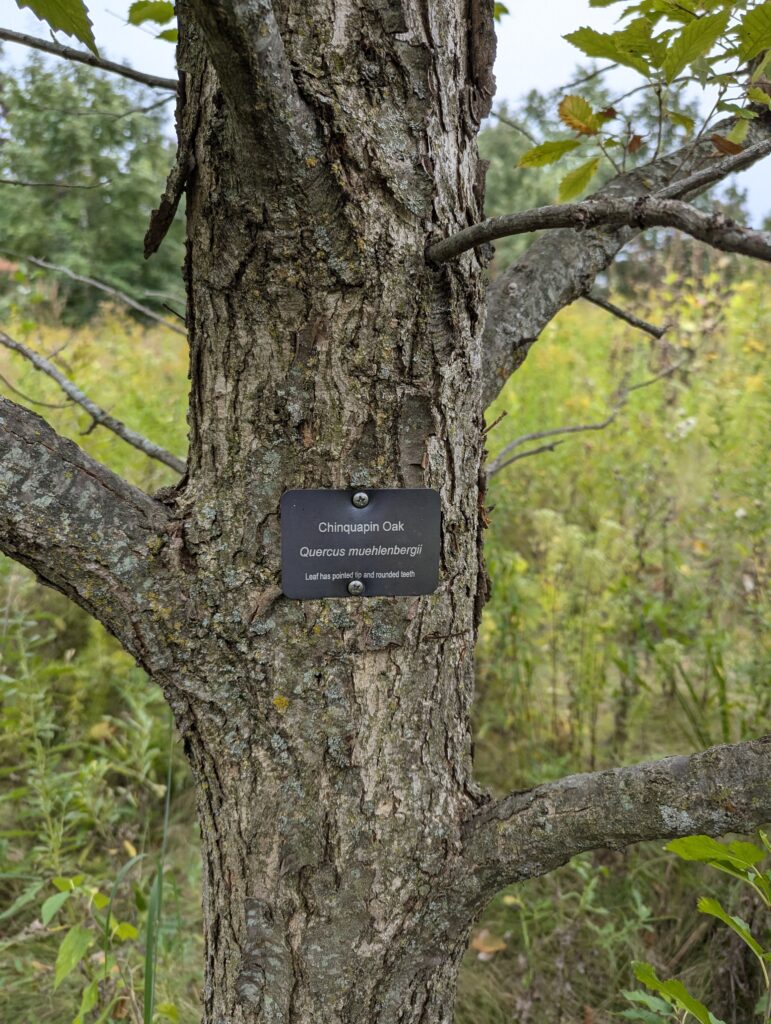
top-left (0, 0), bottom-right (768, 218)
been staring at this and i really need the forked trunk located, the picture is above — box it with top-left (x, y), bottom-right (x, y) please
top-left (158, 2), bottom-right (497, 1021)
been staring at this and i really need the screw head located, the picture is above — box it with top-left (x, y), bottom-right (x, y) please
top-left (347, 579), bottom-right (365, 596)
top-left (352, 491), bottom-right (369, 508)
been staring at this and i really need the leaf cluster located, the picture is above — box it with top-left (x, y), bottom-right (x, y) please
top-left (516, 1), bottom-right (771, 201)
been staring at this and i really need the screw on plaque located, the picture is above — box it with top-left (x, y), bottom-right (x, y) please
top-left (348, 580), bottom-right (365, 596)
top-left (352, 492), bottom-right (369, 508)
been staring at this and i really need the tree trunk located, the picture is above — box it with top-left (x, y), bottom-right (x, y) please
top-left (159, 2), bottom-right (496, 1020)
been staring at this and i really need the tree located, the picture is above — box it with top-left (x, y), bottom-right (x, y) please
top-left (1, 1), bottom-right (770, 1021)
top-left (0, 58), bottom-right (184, 320)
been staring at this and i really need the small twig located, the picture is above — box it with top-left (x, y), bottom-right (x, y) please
top-left (487, 359), bottom-right (688, 478)
top-left (0, 28), bottom-right (178, 92)
top-left (488, 110), bottom-right (538, 145)
top-left (483, 410), bottom-right (508, 436)
top-left (0, 372), bottom-right (71, 409)
top-left (17, 256), bottom-right (186, 337)
top-left (15, 94), bottom-right (175, 120)
top-left (492, 439), bottom-right (565, 469)
top-left (655, 137), bottom-right (771, 199)
top-left (162, 303), bottom-right (187, 324)
top-left (599, 139), bottom-right (623, 176)
top-left (488, 412), bottom-right (619, 476)
top-left (610, 77), bottom-right (692, 107)
top-left (565, 64), bottom-right (618, 89)
top-left (653, 85), bottom-right (665, 161)
top-left (584, 294), bottom-right (668, 339)
top-left (0, 330), bottom-right (185, 474)
top-left (0, 177), bottom-right (109, 189)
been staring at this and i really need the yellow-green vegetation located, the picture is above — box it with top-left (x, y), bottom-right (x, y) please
top-left (1, 263), bottom-right (768, 1022)
top-left (460, 264), bottom-right (769, 1023)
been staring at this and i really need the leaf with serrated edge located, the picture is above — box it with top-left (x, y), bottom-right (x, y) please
top-left (564, 26), bottom-right (650, 75)
top-left (661, 11), bottom-right (729, 83)
top-left (558, 157), bottom-right (601, 202)
top-left (739, 4), bottom-right (771, 61)
top-left (558, 95), bottom-right (601, 136)
top-left (518, 140), bottom-right (582, 168)
top-left (14, 0), bottom-right (97, 54)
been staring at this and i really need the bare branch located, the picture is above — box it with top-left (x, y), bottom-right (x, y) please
top-left (658, 136), bottom-right (771, 198)
top-left (0, 397), bottom-right (176, 671)
top-left (0, 28), bottom-right (178, 91)
top-left (585, 294), bottom-right (668, 339)
top-left (490, 438), bottom-right (566, 466)
top-left (461, 736), bottom-right (771, 898)
top-left (0, 372), bottom-right (69, 409)
top-left (488, 110), bottom-right (537, 145)
top-left (427, 195), bottom-right (771, 265)
top-left (0, 177), bottom-right (109, 189)
top-left (19, 256), bottom-right (187, 337)
top-left (480, 118), bottom-right (771, 407)
top-left (487, 359), bottom-right (687, 477)
top-left (0, 331), bottom-right (186, 475)
top-left (566, 64), bottom-right (618, 89)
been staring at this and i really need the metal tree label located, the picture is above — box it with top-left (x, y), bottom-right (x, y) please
top-left (280, 489), bottom-right (441, 598)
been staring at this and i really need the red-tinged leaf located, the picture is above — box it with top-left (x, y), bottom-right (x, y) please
top-left (711, 133), bottom-right (744, 155)
top-left (558, 95), bottom-right (601, 136)
top-left (628, 134), bottom-right (644, 154)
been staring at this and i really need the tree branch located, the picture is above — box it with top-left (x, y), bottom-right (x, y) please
top-left (479, 119), bottom-right (771, 408)
top-left (0, 331), bottom-right (186, 474)
top-left (487, 358), bottom-right (687, 476)
top-left (427, 195), bottom-right (771, 265)
top-left (0, 28), bottom-right (178, 92)
top-left (0, 176), bottom-right (109, 189)
top-left (461, 737), bottom-right (771, 898)
top-left (18, 256), bottom-right (186, 336)
top-left (584, 294), bottom-right (667, 339)
top-left (0, 397), bottom-right (177, 671)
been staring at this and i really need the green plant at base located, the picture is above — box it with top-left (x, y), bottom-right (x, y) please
top-left (621, 833), bottom-right (770, 1023)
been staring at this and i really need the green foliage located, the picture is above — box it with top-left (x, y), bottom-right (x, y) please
top-left (622, 834), bottom-right (770, 1021)
top-left (558, 156), bottom-right (602, 200)
top-left (535, 1), bottom-right (771, 198)
top-left (460, 254), bottom-right (769, 1024)
top-left (14, 0), bottom-right (97, 53)
top-left (128, 0), bottom-right (177, 41)
top-left (0, 58), bottom-right (184, 322)
top-left (661, 11), bottom-right (730, 82)
top-left (0, 314), bottom-right (195, 1023)
top-left (517, 139), bottom-right (582, 168)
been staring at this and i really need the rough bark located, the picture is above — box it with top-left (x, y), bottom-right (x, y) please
top-left (460, 737), bottom-right (771, 908)
top-left (1, 4), bottom-right (770, 1023)
top-left (0, 397), bottom-right (177, 672)
top-left (158, 2), bottom-right (494, 1020)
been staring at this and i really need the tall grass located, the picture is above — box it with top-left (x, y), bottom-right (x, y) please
top-left (1, 261), bottom-right (768, 1022)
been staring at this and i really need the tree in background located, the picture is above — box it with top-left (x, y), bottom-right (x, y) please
top-left (0, 56), bottom-right (184, 320)
top-left (0, 1), bottom-right (770, 1023)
